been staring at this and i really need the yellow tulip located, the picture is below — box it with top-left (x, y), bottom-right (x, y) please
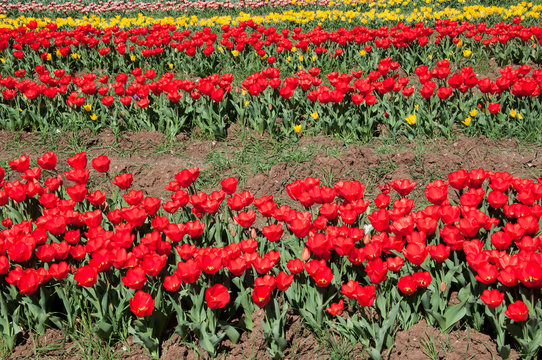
top-left (405, 114), bottom-right (417, 125)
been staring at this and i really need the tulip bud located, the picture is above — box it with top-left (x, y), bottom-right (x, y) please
top-left (302, 247), bottom-right (311, 261)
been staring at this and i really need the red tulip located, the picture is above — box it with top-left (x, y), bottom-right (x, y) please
top-left (252, 285), bottom-right (272, 308)
top-left (92, 155), bottom-right (111, 172)
top-left (129, 291), bottom-right (154, 317)
top-left (326, 300), bottom-right (344, 316)
top-left (113, 173), bottom-right (133, 189)
top-left (74, 265), bottom-right (98, 287)
top-left (37, 151), bottom-right (57, 170)
top-left (122, 267), bottom-right (147, 290)
top-left (398, 275), bottom-right (417, 295)
top-left (505, 301), bottom-right (529, 322)
top-left (480, 289), bottom-right (504, 309)
top-left (206, 284), bottom-right (230, 309)
top-left (67, 152), bottom-right (87, 169)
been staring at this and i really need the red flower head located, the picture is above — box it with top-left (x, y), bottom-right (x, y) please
top-left (403, 242), bottom-right (428, 266)
top-left (174, 168), bottom-right (200, 188)
top-left (74, 265), bottom-right (97, 287)
top-left (312, 266), bottom-right (333, 287)
top-left (67, 152), bottom-right (87, 170)
top-left (206, 284), bottom-right (230, 309)
top-left (92, 155), bottom-right (111, 172)
top-left (262, 223), bottom-right (284, 242)
top-left (129, 290), bottom-right (154, 317)
top-left (276, 271), bottom-right (294, 291)
top-left (37, 151), bottom-right (57, 170)
top-left (113, 173), bottom-right (133, 190)
top-left (505, 301), bottom-right (529, 322)
top-left (326, 300), bottom-right (344, 316)
top-left (355, 284), bottom-right (376, 307)
top-left (220, 177), bottom-right (238, 195)
top-left (480, 289), bottom-right (504, 309)
top-left (122, 266), bottom-right (147, 290)
top-left (390, 179), bottom-right (417, 197)
top-left (287, 258), bottom-right (305, 274)
top-left (398, 275), bottom-right (417, 295)
top-left (9, 155), bottom-right (30, 173)
top-left (234, 210), bottom-right (256, 228)
top-left (412, 271), bottom-right (432, 288)
top-left (163, 274), bottom-right (182, 292)
top-left (428, 244), bottom-right (450, 262)
top-left (252, 285), bottom-right (272, 308)
top-left (488, 102), bottom-right (500, 114)
top-left (177, 259), bottom-right (201, 283)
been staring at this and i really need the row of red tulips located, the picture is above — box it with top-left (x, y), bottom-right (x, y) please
top-left (0, 151), bottom-right (541, 358)
top-left (5, 19), bottom-right (534, 58)
top-left (5, 60), bottom-right (539, 103)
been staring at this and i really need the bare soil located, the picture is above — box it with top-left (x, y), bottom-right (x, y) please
top-left (0, 128), bottom-right (540, 203)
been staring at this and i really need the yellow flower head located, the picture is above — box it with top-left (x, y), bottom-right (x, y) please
top-left (462, 116), bottom-right (471, 126)
top-left (84, 104), bottom-right (92, 112)
top-left (168, 63), bottom-right (173, 69)
top-left (231, 50), bottom-right (239, 57)
top-left (46, 53), bottom-right (52, 61)
top-left (130, 55), bottom-right (136, 62)
top-left (293, 124), bottom-right (302, 133)
top-left (359, 50), bottom-right (366, 56)
top-left (0, 58), bottom-right (5, 63)
top-left (310, 111), bottom-right (318, 120)
top-left (469, 109), bottom-right (478, 117)
top-left (518, 112), bottom-right (523, 120)
top-left (405, 114), bottom-right (417, 125)
top-left (287, 55), bottom-right (291, 62)
top-left (414, 104), bottom-right (420, 111)
top-left (428, 54), bottom-right (433, 60)
top-left (311, 55), bottom-right (316, 62)
top-left (71, 53), bottom-right (80, 59)
top-left (90, 113), bottom-right (97, 121)
top-left (510, 109), bottom-right (517, 118)
top-left (244, 100), bottom-right (250, 107)
top-left (456, 39), bottom-right (463, 47)
top-left (299, 55), bottom-right (304, 61)
top-left (463, 49), bottom-right (472, 57)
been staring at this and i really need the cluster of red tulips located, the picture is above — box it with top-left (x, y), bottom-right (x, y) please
top-left (0, 151), bottom-right (541, 356)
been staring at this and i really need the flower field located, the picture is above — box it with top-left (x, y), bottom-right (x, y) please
top-left (1, 0), bottom-right (542, 359)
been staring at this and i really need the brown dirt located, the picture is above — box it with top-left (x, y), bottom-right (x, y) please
top-left (1, 129), bottom-right (540, 204)
top-left (388, 319), bottom-right (519, 360)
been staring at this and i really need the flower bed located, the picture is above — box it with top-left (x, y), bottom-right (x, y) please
top-left (1, 19), bottom-right (542, 140)
top-left (0, 152), bottom-right (541, 358)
